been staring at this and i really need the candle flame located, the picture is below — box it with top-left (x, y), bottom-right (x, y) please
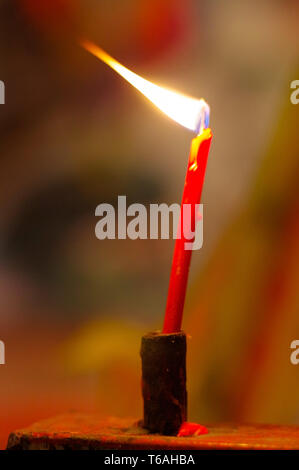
top-left (80, 39), bottom-right (210, 134)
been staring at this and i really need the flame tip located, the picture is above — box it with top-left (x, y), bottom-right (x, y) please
top-left (81, 39), bottom-right (210, 133)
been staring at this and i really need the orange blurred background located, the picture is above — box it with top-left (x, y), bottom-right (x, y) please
top-left (0, 0), bottom-right (298, 449)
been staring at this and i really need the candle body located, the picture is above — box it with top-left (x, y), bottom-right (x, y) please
top-left (163, 129), bottom-right (212, 333)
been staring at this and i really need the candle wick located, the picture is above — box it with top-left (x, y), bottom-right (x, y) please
top-left (195, 100), bottom-right (210, 135)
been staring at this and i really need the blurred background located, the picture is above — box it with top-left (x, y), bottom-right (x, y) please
top-left (0, 0), bottom-right (298, 448)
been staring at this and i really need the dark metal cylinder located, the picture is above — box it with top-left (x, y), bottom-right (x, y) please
top-left (140, 331), bottom-right (187, 435)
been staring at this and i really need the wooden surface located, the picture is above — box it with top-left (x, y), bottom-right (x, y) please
top-left (7, 413), bottom-right (299, 450)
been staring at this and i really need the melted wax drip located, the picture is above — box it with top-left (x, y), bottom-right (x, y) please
top-left (177, 422), bottom-right (208, 437)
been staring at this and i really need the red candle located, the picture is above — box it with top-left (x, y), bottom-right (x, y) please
top-left (80, 40), bottom-right (213, 334)
top-left (163, 128), bottom-right (212, 333)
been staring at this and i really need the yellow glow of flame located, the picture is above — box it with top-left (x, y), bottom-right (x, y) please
top-left (81, 40), bottom-right (210, 134)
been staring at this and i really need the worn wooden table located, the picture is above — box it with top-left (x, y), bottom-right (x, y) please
top-left (6, 413), bottom-right (299, 450)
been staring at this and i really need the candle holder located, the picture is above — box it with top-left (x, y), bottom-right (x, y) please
top-left (140, 331), bottom-right (187, 435)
